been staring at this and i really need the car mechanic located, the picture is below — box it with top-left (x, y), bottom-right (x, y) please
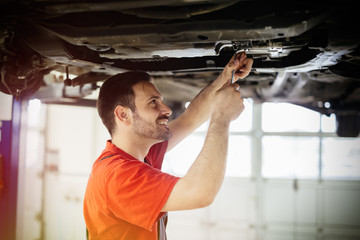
top-left (83, 52), bottom-right (253, 240)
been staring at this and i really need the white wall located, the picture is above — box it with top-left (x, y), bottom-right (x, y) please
top-left (43, 104), bottom-right (109, 240)
top-left (17, 103), bottom-right (109, 240)
top-left (0, 92), bottom-right (13, 120)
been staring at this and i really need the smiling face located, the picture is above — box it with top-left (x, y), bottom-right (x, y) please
top-left (131, 81), bottom-right (173, 141)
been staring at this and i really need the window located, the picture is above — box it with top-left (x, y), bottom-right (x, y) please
top-left (227, 135), bottom-right (251, 177)
top-left (321, 113), bottom-right (336, 132)
top-left (262, 102), bottom-right (320, 132)
top-left (227, 98), bottom-right (253, 177)
top-left (262, 136), bottom-right (319, 179)
top-left (322, 137), bottom-right (360, 179)
top-left (230, 98), bottom-right (253, 132)
top-left (163, 134), bottom-right (204, 176)
top-left (164, 101), bottom-right (359, 180)
top-left (261, 102), bottom-right (360, 180)
top-left (163, 99), bottom-right (253, 178)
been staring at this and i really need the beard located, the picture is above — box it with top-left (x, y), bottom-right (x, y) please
top-left (132, 111), bottom-right (172, 141)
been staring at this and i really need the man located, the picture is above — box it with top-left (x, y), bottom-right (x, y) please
top-left (83, 52), bottom-right (253, 239)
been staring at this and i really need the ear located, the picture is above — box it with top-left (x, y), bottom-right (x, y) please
top-left (114, 105), bottom-right (132, 126)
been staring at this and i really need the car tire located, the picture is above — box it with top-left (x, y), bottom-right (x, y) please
top-left (336, 112), bottom-right (360, 137)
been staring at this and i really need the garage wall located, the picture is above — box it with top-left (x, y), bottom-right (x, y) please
top-left (167, 179), bottom-right (360, 240)
top-left (17, 102), bottom-right (360, 240)
top-left (42, 104), bottom-right (109, 240)
top-left (17, 103), bottom-right (109, 240)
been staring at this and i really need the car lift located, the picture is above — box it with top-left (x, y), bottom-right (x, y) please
top-left (0, 93), bottom-right (22, 240)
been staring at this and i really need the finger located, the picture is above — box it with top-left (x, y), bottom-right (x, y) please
top-left (232, 82), bottom-right (240, 91)
top-left (236, 67), bottom-right (251, 79)
top-left (222, 53), bottom-right (249, 85)
top-left (236, 72), bottom-right (248, 79)
top-left (238, 54), bottom-right (251, 67)
top-left (238, 65), bottom-right (251, 74)
top-left (217, 80), bottom-right (231, 92)
top-left (242, 57), bottom-right (253, 67)
top-left (234, 52), bottom-right (246, 66)
top-left (239, 52), bottom-right (247, 62)
top-left (237, 58), bottom-right (253, 77)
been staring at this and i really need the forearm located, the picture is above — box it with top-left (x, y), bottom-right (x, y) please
top-left (180, 81), bottom-right (219, 127)
top-left (162, 115), bottom-right (231, 211)
top-left (184, 115), bottom-right (230, 203)
top-left (167, 82), bottom-right (220, 151)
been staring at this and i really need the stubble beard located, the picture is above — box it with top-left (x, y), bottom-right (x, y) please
top-left (132, 112), bottom-right (172, 141)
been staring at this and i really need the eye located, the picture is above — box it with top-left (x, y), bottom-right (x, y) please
top-left (149, 98), bottom-right (156, 104)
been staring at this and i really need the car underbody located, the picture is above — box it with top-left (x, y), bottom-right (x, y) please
top-left (0, 0), bottom-right (359, 136)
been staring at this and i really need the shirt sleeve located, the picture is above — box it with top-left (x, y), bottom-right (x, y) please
top-left (106, 159), bottom-right (180, 231)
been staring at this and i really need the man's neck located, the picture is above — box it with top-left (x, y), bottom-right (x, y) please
top-left (111, 134), bottom-right (155, 162)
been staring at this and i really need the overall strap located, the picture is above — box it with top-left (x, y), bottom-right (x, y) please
top-left (97, 155), bottom-right (114, 163)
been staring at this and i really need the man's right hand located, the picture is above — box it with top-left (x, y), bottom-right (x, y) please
top-left (211, 82), bottom-right (245, 122)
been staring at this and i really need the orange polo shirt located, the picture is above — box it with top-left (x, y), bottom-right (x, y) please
top-left (84, 140), bottom-right (180, 240)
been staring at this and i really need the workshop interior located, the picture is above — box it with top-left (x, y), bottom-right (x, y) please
top-left (0, 0), bottom-right (359, 239)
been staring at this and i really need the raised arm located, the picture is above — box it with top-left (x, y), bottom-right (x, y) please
top-left (167, 52), bottom-right (253, 152)
top-left (162, 75), bottom-right (245, 211)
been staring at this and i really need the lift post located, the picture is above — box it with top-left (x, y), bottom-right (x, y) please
top-left (0, 93), bottom-right (22, 240)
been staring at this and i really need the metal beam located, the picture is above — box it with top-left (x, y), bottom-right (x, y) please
top-left (0, 97), bottom-right (22, 240)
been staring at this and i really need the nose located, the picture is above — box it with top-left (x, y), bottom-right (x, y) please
top-left (160, 102), bottom-right (172, 117)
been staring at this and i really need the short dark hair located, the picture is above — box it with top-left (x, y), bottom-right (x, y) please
top-left (97, 71), bottom-right (152, 136)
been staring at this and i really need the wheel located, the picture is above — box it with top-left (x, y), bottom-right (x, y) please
top-left (0, 70), bottom-right (47, 98)
top-left (336, 112), bottom-right (360, 137)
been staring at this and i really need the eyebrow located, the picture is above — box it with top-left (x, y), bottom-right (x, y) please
top-left (147, 95), bottom-right (163, 101)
